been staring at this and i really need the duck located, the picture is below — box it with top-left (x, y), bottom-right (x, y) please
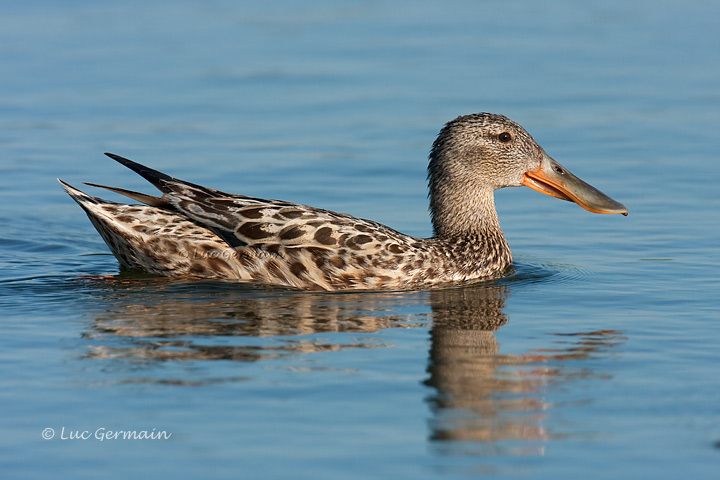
top-left (59, 113), bottom-right (627, 291)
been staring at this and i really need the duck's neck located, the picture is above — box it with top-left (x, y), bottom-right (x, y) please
top-left (427, 142), bottom-right (515, 274)
top-left (430, 183), bottom-right (502, 238)
top-left (429, 186), bottom-right (513, 273)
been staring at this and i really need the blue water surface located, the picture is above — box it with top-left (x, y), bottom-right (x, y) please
top-left (1, 1), bottom-right (719, 478)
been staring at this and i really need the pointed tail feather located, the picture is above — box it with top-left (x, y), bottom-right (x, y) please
top-left (103, 152), bottom-right (213, 196)
top-left (104, 152), bottom-right (175, 193)
top-left (62, 153), bottom-right (207, 209)
top-left (84, 182), bottom-right (169, 208)
top-left (105, 152), bottom-right (177, 193)
top-left (58, 179), bottom-right (105, 205)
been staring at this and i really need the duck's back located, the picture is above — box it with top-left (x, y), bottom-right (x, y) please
top-left (61, 179), bottom-right (472, 290)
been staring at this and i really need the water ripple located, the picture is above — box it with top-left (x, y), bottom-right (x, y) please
top-left (500, 261), bottom-right (591, 287)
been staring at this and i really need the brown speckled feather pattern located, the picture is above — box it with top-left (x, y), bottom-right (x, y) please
top-left (60, 178), bottom-right (510, 291)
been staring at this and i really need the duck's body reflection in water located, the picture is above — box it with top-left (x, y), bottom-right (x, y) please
top-left (83, 277), bottom-right (430, 362)
top-left (79, 273), bottom-right (625, 454)
top-left (425, 285), bottom-right (527, 444)
top-left (427, 285), bottom-right (555, 453)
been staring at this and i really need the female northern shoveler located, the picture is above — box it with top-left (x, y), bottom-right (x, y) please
top-left (60, 113), bottom-right (627, 291)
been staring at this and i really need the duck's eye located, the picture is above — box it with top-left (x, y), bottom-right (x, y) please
top-left (498, 132), bottom-right (512, 143)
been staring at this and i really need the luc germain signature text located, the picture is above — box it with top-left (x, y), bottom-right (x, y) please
top-left (42, 427), bottom-right (171, 441)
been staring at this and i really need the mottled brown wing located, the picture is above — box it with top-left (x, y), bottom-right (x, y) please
top-left (161, 181), bottom-right (416, 254)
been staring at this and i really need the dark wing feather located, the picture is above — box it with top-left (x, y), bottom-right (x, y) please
top-left (105, 153), bottom-right (416, 253)
top-left (162, 181), bottom-right (415, 253)
top-left (104, 152), bottom-right (175, 191)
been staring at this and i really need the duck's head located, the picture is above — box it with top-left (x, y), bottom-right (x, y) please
top-left (428, 113), bottom-right (627, 237)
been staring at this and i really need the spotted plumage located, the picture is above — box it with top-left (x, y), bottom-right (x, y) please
top-left (60, 113), bottom-right (627, 291)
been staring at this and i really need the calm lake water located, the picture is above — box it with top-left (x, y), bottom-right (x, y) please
top-left (1, 1), bottom-right (719, 478)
